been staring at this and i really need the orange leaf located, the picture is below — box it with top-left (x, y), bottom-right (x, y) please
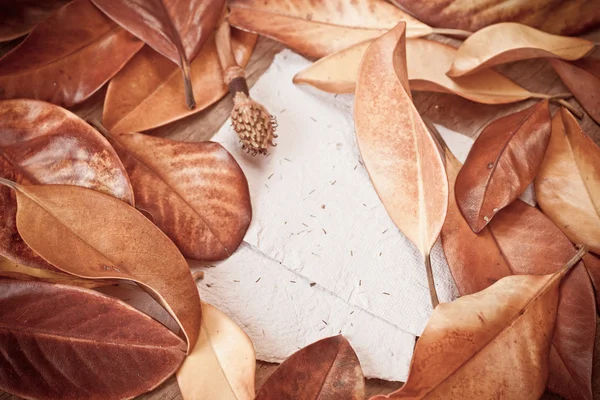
top-left (354, 24), bottom-right (447, 260)
top-left (294, 38), bottom-right (540, 104)
top-left (0, 279), bottom-right (186, 399)
top-left (104, 131), bottom-right (252, 261)
top-left (0, 0), bottom-right (144, 107)
top-left (0, 180), bottom-right (201, 354)
top-left (535, 108), bottom-right (600, 255)
top-left (447, 23), bottom-right (594, 77)
top-left (455, 101), bottom-right (551, 232)
top-left (228, 0), bottom-right (432, 59)
top-left (103, 30), bottom-right (256, 133)
top-left (0, 99), bottom-right (134, 272)
top-left (439, 137), bottom-right (596, 400)
top-left (372, 247), bottom-right (586, 399)
top-left (549, 57), bottom-right (600, 126)
top-left (255, 335), bottom-right (364, 400)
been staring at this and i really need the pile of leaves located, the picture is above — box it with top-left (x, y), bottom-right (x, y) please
top-left (0, 0), bottom-right (600, 399)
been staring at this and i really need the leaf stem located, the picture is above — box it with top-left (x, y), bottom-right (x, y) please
top-left (551, 99), bottom-right (584, 118)
top-left (0, 177), bottom-right (18, 190)
top-left (181, 55), bottom-right (196, 110)
top-left (560, 245), bottom-right (588, 276)
top-left (529, 92), bottom-right (573, 100)
top-left (430, 28), bottom-right (473, 38)
top-left (88, 119), bottom-right (111, 138)
top-left (424, 251), bottom-right (439, 308)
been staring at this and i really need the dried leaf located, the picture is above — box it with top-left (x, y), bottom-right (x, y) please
top-left (0, 279), bottom-right (186, 400)
top-left (0, 100), bottom-right (134, 272)
top-left (372, 249), bottom-right (585, 400)
top-left (447, 23), bottom-right (594, 77)
top-left (440, 143), bottom-right (596, 400)
top-left (0, 0), bottom-right (144, 107)
top-left (103, 130), bottom-right (252, 261)
top-left (389, 0), bottom-right (600, 36)
top-left (103, 30), bottom-right (256, 133)
top-left (91, 0), bottom-right (225, 108)
top-left (0, 256), bottom-right (118, 289)
top-left (549, 58), bottom-right (600, 125)
top-left (354, 25), bottom-right (448, 260)
top-left (294, 38), bottom-right (540, 104)
top-left (0, 0), bottom-right (70, 42)
top-left (535, 108), bottom-right (600, 255)
top-left (0, 180), bottom-right (201, 353)
top-left (228, 0), bottom-right (433, 59)
top-left (177, 302), bottom-right (256, 400)
top-left (255, 335), bottom-right (364, 400)
top-left (455, 101), bottom-right (551, 232)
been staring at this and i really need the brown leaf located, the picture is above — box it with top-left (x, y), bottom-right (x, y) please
top-left (228, 0), bottom-right (433, 59)
top-left (0, 279), bottom-right (186, 400)
top-left (372, 248), bottom-right (586, 400)
top-left (103, 130), bottom-right (252, 261)
top-left (90, 0), bottom-right (225, 108)
top-left (354, 25), bottom-right (447, 261)
top-left (0, 99), bottom-right (134, 272)
top-left (440, 143), bottom-right (596, 400)
top-left (294, 38), bottom-right (541, 104)
top-left (176, 302), bottom-right (256, 400)
top-left (447, 23), bottom-right (594, 77)
top-left (455, 101), bottom-right (551, 232)
top-left (0, 256), bottom-right (119, 289)
top-left (0, 180), bottom-right (201, 353)
top-left (389, 0), bottom-right (600, 36)
top-left (535, 108), bottom-right (600, 255)
top-left (0, 0), bottom-right (70, 42)
top-left (255, 335), bottom-right (364, 400)
top-left (103, 29), bottom-right (256, 133)
top-left (0, 0), bottom-right (144, 107)
top-left (549, 57), bottom-right (600, 126)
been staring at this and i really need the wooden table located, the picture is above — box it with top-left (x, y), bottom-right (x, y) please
top-left (1, 27), bottom-right (599, 398)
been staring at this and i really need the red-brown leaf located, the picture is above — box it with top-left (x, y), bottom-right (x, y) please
top-left (549, 57), bottom-right (600, 126)
top-left (0, 279), bottom-right (186, 400)
top-left (455, 101), bottom-right (551, 232)
top-left (104, 131), bottom-right (252, 261)
top-left (0, 0), bottom-right (70, 42)
top-left (255, 335), bottom-right (364, 400)
top-left (441, 145), bottom-right (596, 400)
top-left (0, 100), bottom-right (134, 271)
top-left (0, 0), bottom-right (144, 107)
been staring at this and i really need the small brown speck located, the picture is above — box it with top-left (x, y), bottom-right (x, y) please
top-left (359, 280), bottom-right (362, 286)
top-left (255, 277), bottom-right (261, 283)
top-left (382, 229), bottom-right (388, 234)
top-left (350, 311), bottom-right (354, 315)
top-left (383, 292), bottom-right (390, 296)
top-left (321, 204), bottom-right (326, 209)
top-left (302, 223), bottom-right (308, 227)
top-left (310, 214), bottom-right (316, 218)
top-left (322, 228), bottom-right (327, 234)
top-left (310, 282), bottom-right (316, 287)
top-left (284, 158), bottom-right (292, 162)
top-left (379, 252), bottom-right (382, 256)
top-left (319, 327), bottom-right (326, 331)
top-left (234, 280), bottom-right (240, 283)
top-left (354, 164), bottom-right (358, 170)
top-left (330, 180), bottom-right (336, 185)
top-left (362, 203), bottom-right (367, 207)
top-left (311, 117), bottom-right (316, 122)
top-left (290, 280), bottom-right (296, 283)
top-left (268, 173), bottom-right (274, 179)
top-left (206, 283), bottom-right (212, 288)
top-left (350, 250), bottom-right (353, 256)
top-left (322, 320), bottom-right (328, 325)
top-left (265, 184), bottom-right (269, 189)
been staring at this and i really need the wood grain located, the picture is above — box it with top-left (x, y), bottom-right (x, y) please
top-left (0, 27), bottom-right (599, 398)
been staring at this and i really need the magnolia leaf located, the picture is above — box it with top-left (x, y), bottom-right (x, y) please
top-left (177, 302), bottom-right (256, 400)
top-left (0, 180), bottom-right (201, 353)
top-left (103, 30), bottom-right (256, 134)
top-left (0, 256), bottom-right (119, 289)
top-left (447, 23), bottom-right (594, 77)
top-left (439, 137), bottom-right (596, 400)
top-left (354, 23), bottom-right (447, 305)
top-left (228, 0), bottom-right (433, 59)
top-left (0, 0), bottom-right (143, 107)
top-left (535, 108), bottom-right (600, 255)
top-left (389, 0), bottom-right (600, 36)
top-left (255, 335), bottom-right (364, 399)
top-left (372, 247), bottom-right (587, 399)
top-left (91, 0), bottom-right (225, 108)
top-left (549, 57), bottom-right (600, 125)
top-left (102, 130), bottom-right (252, 261)
top-left (0, 0), bottom-right (70, 42)
top-left (294, 38), bottom-right (545, 104)
top-left (455, 101), bottom-right (551, 232)
top-left (0, 99), bottom-right (133, 272)
top-left (0, 279), bottom-right (186, 400)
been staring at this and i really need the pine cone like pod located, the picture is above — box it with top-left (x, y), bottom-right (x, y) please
top-left (231, 92), bottom-right (278, 156)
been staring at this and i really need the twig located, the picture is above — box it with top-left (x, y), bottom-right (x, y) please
top-left (430, 28), bottom-right (473, 38)
top-left (424, 251), bottom-right (439, 308)
top-left (560, 245), bottom-right (588, 275)
top-left (529, 92), bottom-right (573, 100)
top-left (552, 99), bottom-right (584, 119)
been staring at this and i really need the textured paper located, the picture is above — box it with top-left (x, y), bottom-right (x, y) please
top-left (201, 50), bottom-right (514, 381)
